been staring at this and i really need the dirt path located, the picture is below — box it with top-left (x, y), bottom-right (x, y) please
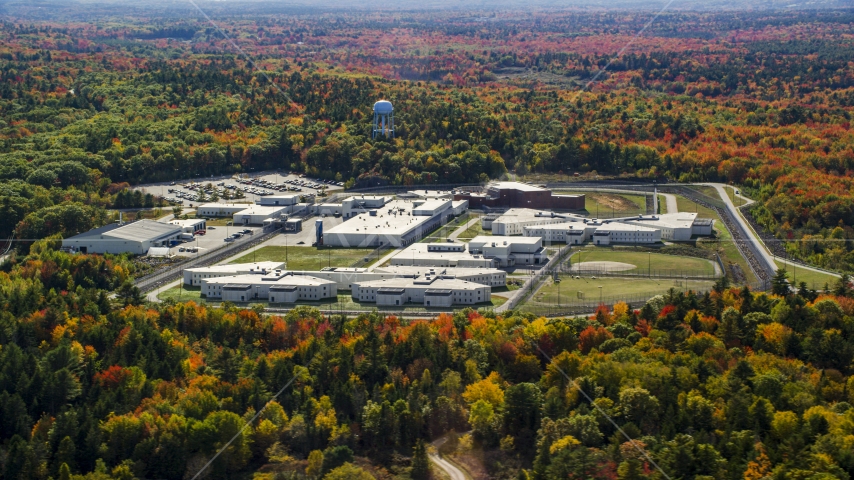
top-left (431, 437), bottom-right (470, 480)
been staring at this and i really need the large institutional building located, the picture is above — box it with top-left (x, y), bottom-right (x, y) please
top-left (454, 182), bottom-right (584, 210)
top-left (320, 197), bottom-right (468, 248)
top-left (191, 263), bottom-right (504, 307)
top-left (484, 208), bottom-right (714, 244)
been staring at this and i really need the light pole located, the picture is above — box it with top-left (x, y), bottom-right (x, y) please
top-left (648, 252), bottom-right (651, 278)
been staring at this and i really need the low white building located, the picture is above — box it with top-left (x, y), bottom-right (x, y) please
top-left (468, 236), bottom-right (548, 267)
top-left (391, 242), bottom-right (497, 268)
top-left (233, 205), bottom-right (289, 225)
top-left (489, 208), bottom-right (581, 235)
top-left (258, 194), bottom-right (301, 207)
top-left (621, 213), bottom-right (705, 241)
top-left (317, 195), bottom-right (393, 218)
top-left (197, 203), bottom-right (253, 218)
top-left (351, 276), bottom-right (491, 307)
top-left (183, 261), bottom-right (285, 286)
top-left (524, 223), bottom-right (598, 244)
top-left (169, 218), bottom-right (207, 233)
top-left (202, 272), bottom-right (337, 303)
top-left (62, 220), bottom-right (183, 255)
top-left (324, 198), bottom-right (465, 248)
top-left (590, 222), bottom-right (661, 245)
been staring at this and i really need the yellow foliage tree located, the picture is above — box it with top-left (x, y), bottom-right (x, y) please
top-left (462, 372), bottom-right (504, 407)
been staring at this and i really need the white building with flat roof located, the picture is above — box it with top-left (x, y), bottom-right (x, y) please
top-left (201, 272), bottom-right (337, 303)
top-left (233, 205), bottom-right (289, 225)
top-left (169, 218), bottom-right (207, 233)
top-left (524, 223), bottom-right (598, 244)
top-left (183, 261), bottom-right (285, 286)
top-left (489, 208), bottom-right (582, 235)
top-left (257, 194), bottom-right (301, 206)
top-left (323, 198), bottom-right (465, 248)
top-left (62, 220), bottom-right (183, 255)
top-left (351, 276), bottom-right (490, 307)
top-left (590, 222), bottom-right (661, 245)
top-left (468, 235), bottom-right (548, 267)
top-left (621, 213), bottom-right (704, 241)
top-left (391, 242), bottom-right (497, 268)
top-left (197, 203), bottom-right (254, 217)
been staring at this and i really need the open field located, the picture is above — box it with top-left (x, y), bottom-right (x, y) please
top-left (229, 246), bottom-right (376, 270)
top-left (570, 249), bottom-right (716, 276)
top-left (773, 260), bottom-right (839, 290)
top-left (658, 195), bottom-right (667, 214)
top-left (457, 219), bottom-right (491, 240)
top-left (554, 191), bottom-right (647, 217)
top-left (158, 285), bottom-right (203, 302)
top-left (675, 194), bottom-right (757, 285)
top-left (525, 275), bottom-right (718, 308)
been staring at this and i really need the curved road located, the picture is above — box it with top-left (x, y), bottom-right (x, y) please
top-left (705, 183), bottom-right (839, 280)
top-left (661, 193), bottom-right (678, 214)
top-left (430, 437), bottom-right (469, 480)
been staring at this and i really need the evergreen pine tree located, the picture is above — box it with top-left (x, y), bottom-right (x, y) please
top-left (771, 268), bottom-right (790, 296)
top-left (411, 439), bottom-right (430, 480)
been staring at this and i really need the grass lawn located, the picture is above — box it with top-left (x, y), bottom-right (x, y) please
top-left (457, 221), bottom-right (490, 240)
top-left (658, 195), bottom-right (667, 214)
top-left (229, 246), bottom-right (376, 270)
top-left (554, 191), bottom-right (647, 218)
top-left (773, 260), bottom-right (839, 290)
top-left (570, 248), bottom-right (716, 276)
top-left (528, 276), bottom-right (717, 307)
top-left (158, 285), bottom-right (204, 302)
top-left (675, 195), bottom-right (757, 285)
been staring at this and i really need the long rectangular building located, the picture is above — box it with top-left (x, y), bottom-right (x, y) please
top-left (62, 220), bottom-right (183, 255)
top-left (201, 272), bottom-right (338, 303)
top-left (323, 198), bottom-right (467, 248)
top-left (352, 276), bottom-right (491, 307)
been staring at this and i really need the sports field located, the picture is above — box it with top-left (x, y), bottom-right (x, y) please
top-left (554, 191), bottom-right (647, 217)
top-left (528, 276), bottom-right (717, 307)
top-left (157, 285), bottom-right (203, 302)
top-left (570, 249), bottom-right (716, 276)
top-left (229, 246), bottom-right (376, 270)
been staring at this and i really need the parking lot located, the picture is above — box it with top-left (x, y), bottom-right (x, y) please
top-left (164, 221), bottom-right (264, 258)
top-left (135, 170), bottom-right (344, 207)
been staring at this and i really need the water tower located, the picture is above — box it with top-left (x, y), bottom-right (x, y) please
top-left (372, 100), bottom-right (394, 139)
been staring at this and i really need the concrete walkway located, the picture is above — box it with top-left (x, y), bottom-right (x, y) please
top-left (368, 247), bottom-right (403, 271)
top-left (662, 193), bottom-right (678, 214)
top-left (449, 217), bottom-right (481, 241)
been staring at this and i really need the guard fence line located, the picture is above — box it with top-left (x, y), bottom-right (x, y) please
top-left (349, 244), bottom-right (393, 269)
top-left (556, 269), bottom-right (721, 280)
top-left (134, 227), bottom-right (283, 292)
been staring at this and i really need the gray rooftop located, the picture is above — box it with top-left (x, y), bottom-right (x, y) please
top-left (67, 220), bottom-right (181, 242)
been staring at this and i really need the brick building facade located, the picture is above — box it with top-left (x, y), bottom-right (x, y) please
top-left (454, 182), bottom-right (584, 210)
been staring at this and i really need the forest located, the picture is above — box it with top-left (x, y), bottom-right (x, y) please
top-left (3, 242), bottom-right (854, 478)
top-left (1, 5), bottom-right (854, 479)
top-left (0, 9), bottom-right (854, 268)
